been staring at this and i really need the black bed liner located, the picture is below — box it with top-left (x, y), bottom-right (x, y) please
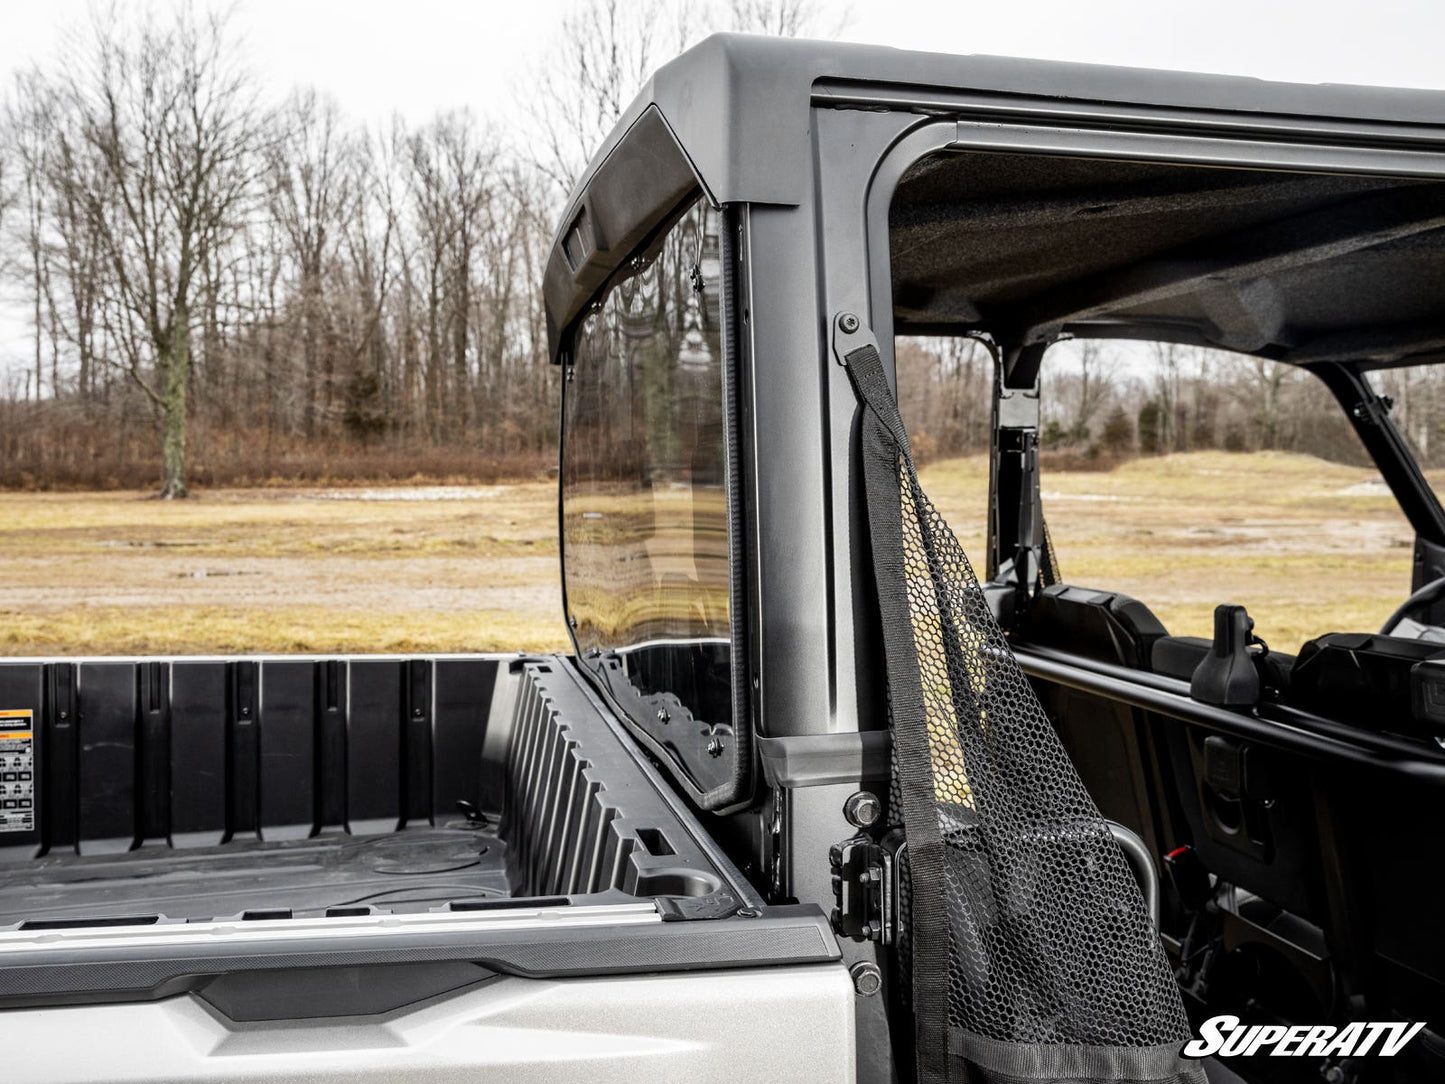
top-left (0, 658), bottom-right (842, 1010)
top-left (0, 656), bottom-right (740, 928)
top-left (0, 826), bottom-right (514, 926)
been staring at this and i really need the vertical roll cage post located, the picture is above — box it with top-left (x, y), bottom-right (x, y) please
top-left (989, 341), bottom-right (1050, 625)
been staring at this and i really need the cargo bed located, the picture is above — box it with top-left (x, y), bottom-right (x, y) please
top-left (0, 655), bottom-right (732, 922)
top-left (0, 657), bottom-right (835, 1009)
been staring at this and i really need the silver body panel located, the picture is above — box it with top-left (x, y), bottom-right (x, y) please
top-left (7, 963), bottom-right (854, 1084)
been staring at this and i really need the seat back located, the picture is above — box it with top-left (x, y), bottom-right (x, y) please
top-left (1020, 585), bottom-right (1178, 873)
top-left (1025, 592), bottom-right (1445, 1075)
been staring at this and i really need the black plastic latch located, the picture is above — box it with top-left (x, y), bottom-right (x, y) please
top-left (1190, 604), bottom-right (1262, 707)
top-left (1202, 736), bottom-right (1244, 801)
top-left (656, 889), bottom-right (740, 922)
top-left (829, 835), bottom-right (894, 944)
top-left (1163, 843), bottom-right (1213, 912)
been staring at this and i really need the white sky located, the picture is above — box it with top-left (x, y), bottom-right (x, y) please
top-left (5, 0), bottom-right (1445, 124)
top-left (3, 0), bottom-right (1445, 374)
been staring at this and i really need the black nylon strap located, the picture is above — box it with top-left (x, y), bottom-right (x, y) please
top-left (843, 343), bottom-right (956, 1084)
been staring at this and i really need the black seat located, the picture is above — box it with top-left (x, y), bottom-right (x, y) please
top-left (1019, 585), bottom-right (1333, 1031)
top-left (1019, 584), bottom-right (1179, 873)
top-left (1026, 591), bottom-right (1445, 1076)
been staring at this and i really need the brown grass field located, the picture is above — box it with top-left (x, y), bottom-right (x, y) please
top-left (924, 450), bottom-right (1418, 649)
top-left (0, 450), bottom-right (1425, 657)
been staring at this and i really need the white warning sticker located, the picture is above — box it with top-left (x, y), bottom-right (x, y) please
top-left (0, 710), bottom-right (35, 834)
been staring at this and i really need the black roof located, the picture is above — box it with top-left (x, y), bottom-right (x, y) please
top-left (546, 34), bottom-right (1445, 367)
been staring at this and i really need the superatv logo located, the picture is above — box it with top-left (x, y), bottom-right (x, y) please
top-left (1184, 1015), bottom-right (1425, 1059)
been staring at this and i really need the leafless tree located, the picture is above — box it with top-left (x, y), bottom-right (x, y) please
top-left (1070, 338), bottom-right (1119, 441)
top-left (5, 72), bottom-right (59, 402)
top-left (269, 89), bottom-right (351, 437)
top-left (724, 0), bottom-right (847, 36)
top-left (528, 0), bottom-right (845, 200)
top-left (528, 0), bottom-right (678, 197)
top-left (51, 8), bottom-right (265, 497)
top-left (1233, 356), bottom-right (1299, 451)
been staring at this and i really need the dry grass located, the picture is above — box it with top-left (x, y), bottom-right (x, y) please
top-left (0, 451), bottom-right (1428, 657)
top-left (920, 449), bottom-right (1420, 651)
top-left (0, 485), bottom-right (568, 656)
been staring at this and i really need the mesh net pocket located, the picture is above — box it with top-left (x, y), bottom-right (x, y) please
top-left (845, 343), bottom-right (1200, 1084)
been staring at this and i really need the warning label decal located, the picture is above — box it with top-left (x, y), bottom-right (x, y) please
top-left (0, 710), bottom-right (35, 834)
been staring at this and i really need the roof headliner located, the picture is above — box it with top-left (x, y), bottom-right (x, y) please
top-left (890, 151), bottom-right (1445, 367)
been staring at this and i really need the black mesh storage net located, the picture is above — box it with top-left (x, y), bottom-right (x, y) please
top-left (845, 343), bottom-right (1201, 1084)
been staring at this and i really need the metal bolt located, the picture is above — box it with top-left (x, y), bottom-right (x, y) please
top-left (850, 962), bottom-right (883, 997)
top-left (568, 615), bottom-right (578, 629)
top-left (706, 736), bottom-right (725, 758)
top-left (656, 708), bottom-right (670, 725)
top-left (736, 907), bottom-right (761, 918)
top-left (839, 312), bottom-right (860, 334)
top-left (844, 790), bottom-right (882, 829)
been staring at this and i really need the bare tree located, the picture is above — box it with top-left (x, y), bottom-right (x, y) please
top-left (1148, 341), bottom-right (1186, 453)
top-left (54, 8), bottom-right (263, 497)
top-left (528, 0), bottom-right (678, 197)
top-left (724, 0), bottom-right (845, 36)
top-left (0, 89), bottom-right (16, 280)
top-left (0, 117), bottom-right (8, 234)
top-left (269, 89), bottom-right (351, 436)
top-left (333, 129), bottom-right (398, 444)
top-left (528, 0), bottom-right (845, 200)
top-left (1070, 339), bottom-right (1118, 441)
top-left (5, 73), bottom-right (58, 402)
top-left (1236, 356), bottom-right (1297, 450)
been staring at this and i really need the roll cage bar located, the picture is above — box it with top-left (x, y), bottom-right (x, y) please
top-left (543, 30), bottom-right (1445, 926)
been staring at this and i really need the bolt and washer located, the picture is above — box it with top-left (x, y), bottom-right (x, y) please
top-left (850, 962), bottom-right (883, 996)
top-left (844, 790), bottom-right (882, 829)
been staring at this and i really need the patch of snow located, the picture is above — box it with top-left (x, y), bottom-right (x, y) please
top-left (1337, 478), bottom-right (1391, 497)
top-left (306, 486), bottom-right (504, 502)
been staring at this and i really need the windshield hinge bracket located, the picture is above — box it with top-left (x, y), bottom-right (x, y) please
top-left (829, 834), bottom-right (895, 944)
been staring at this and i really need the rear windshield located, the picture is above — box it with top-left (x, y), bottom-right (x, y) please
top-left (560, 199), bottom-right (732, 742)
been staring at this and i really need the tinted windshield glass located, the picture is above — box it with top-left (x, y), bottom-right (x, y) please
top-left (901, 337), bottom-right (1420, 649)
top-left (560, 200), bottom-right (733, 788)
top-left (1033, 342), bottom-right (1414, 647)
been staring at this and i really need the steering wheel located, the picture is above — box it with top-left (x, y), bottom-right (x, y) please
top-left (1380, 574), bottom-right (1445, 635)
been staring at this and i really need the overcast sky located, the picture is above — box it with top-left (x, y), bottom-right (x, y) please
top-left (5, 0), bottom-right (1445, 126)
top-left (3, 0), bottom-right (1445, 375)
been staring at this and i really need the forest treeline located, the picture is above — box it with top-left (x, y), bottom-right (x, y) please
top-left (897, 337), bottom-right (1445, 471)
top-left (0, 0), bottom-right (832, 493)
top-left (1, 1), bottom-right (1441, 494)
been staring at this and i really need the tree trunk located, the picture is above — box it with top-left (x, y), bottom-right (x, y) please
top-left (159, 318), bottom-right (191, 499)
